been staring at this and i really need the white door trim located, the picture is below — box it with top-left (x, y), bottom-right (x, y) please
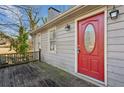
top-left (74, 6), bottom-right (108, 86)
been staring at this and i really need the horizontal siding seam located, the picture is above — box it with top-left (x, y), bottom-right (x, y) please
top-left (108, 36), bottom-right (124, 38)
top-left (56, 32), bottom-right (75, 36)
top-left (108, 77), bottom-right (124, 84)
top-left (107, 20), bottom-right (124, 25)
top-left (107, 28), bottom-right (124, 32)
top-left (107, 44), bottom-right (124, 45)
top-left (107, 57), bottom-right (124, 61)
top-left (108, 51), bottom-right (124, 53)
top-left (56, 29), bottom-right (74, 34)
top-left (107, 64), bottom-right (124, 68)
top-left (56, 35), bottom-right (75, 39)
top-left (108, 70), bottom-right (124, 77)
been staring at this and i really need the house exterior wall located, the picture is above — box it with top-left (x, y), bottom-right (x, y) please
top-left (0, 38), bottom-right (15, 54)
top-left (39, 20), bottom-right (76, 73)
top-left (107, 5), bottom-right (124, 86)
top-left (33, 5), bottom-right (124, 86)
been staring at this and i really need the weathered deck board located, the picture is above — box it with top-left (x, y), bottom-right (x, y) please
top-left (0, 62), bottom-right (96, 87)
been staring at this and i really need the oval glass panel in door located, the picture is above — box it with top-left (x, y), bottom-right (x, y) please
top-left (84, 24), bottom-right (95, 53)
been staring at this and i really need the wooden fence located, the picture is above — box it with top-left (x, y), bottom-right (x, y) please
top-left (0, 51), bottom-right (40, 68)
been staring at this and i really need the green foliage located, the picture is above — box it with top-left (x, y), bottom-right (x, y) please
top-left (10, 26), bottom-right (29, 55)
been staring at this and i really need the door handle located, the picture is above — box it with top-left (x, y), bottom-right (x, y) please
top-left (77, 48), bottom-right (80, 53)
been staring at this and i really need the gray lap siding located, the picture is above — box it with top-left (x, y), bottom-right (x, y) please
top-left (107, 5), bottom-right (124, 86)
top-left (39, 21), bottom-right (76, 73)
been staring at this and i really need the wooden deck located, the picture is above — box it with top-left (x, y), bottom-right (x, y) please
top-left (0, 62), bottom-right (96, 87)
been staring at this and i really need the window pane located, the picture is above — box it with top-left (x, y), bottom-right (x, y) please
top-left (50, 31), bottom-right (53, 40)
top-left (50, 30), bottom-right (56, 40)
top-left (84, 24), bottom-right (95, 53)
top-left (53, 31), bottom-right (56, 40)
top-left (50, 41), bottom-right (54, 51)
top-left (49, 28), bottom-right (56, 52)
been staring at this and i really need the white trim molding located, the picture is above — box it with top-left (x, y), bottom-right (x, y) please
top-left (75, 6), bottom-right (108, 86)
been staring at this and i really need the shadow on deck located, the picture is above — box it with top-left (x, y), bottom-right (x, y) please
top-left (0, 62), bottom-right (96, 87)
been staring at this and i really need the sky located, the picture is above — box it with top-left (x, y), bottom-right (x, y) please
top-left (0, 5), bottom-right (71, 36)
top-left (35, 5), bottom-right (72, 25)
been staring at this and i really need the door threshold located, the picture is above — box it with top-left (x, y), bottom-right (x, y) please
top-left (76, 73), bottom-right (106, 87)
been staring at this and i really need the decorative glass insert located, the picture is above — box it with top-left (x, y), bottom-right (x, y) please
top-left (84, 24), bottom-right (95, 53)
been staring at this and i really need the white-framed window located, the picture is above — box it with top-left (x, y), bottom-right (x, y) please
top-left (48, 27), bottom-right (56, 53)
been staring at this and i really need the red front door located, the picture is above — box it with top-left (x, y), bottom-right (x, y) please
top-left (78, 13), bottom-right (104, 81)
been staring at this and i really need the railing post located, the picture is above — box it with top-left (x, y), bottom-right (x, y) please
top-left (39, 49), bottom-right (41, 62)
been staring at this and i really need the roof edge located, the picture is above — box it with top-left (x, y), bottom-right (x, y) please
top-left (30, 5), bottom-right (84, 35)
top-left (31, 5), bottom-right (106, 34)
